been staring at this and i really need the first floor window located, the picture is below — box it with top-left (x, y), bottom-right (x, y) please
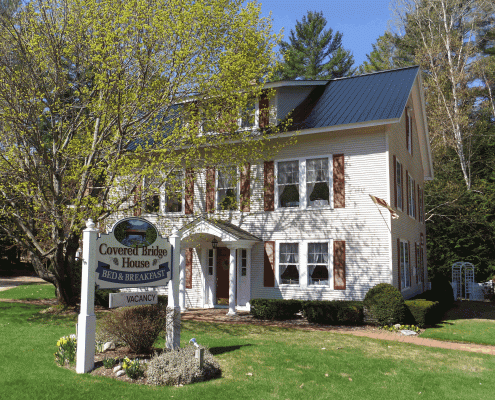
top-left (408, 174), bottom-right (416, 218)
top-left (400, 240), bottom-right (410, 289)
top-left (217, 167), bottom-right (237, 210)
top-left (308, 243), bottom-right (329, 285)
top-left (240, 249), bottom-right (247, 276)
top-left (279, 243), bottom-right (299, 284)
top-left (208, 249), bottom-right (214, 275)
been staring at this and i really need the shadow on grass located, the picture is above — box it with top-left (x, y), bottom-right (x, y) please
top-left (209, 344), bottom-right (253, 355)
top-left (438, 301), bottom-right (495, 322)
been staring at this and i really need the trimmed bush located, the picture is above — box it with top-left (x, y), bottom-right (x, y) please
top-left (147, 347), bottom-right (221, 386)
top-left (302, 301), bottom-right (364, 325)
top-left (250, 299), bottom-right (303, 320)
top-left (404, 299), bottom-right (441, 327)
top-left (99, 304), bottom-right (167, 353)
top-left (363, 283), bottom-right (406, 326)
top-left (94, 289), bottom-right (119, 307)
top-left (412, 277), bottom-right (454, 312)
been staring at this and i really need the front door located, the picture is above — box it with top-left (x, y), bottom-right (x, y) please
top-left (216, 247), bottom-right (230, 305)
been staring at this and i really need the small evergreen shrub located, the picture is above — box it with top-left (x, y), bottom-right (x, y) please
top-left (404, 299), bottom-right (441, 327)
top-left (94, 289), bottom-right (119, 307)
top-left (147, 347), bottom-right (221, 386)
top-left (250, 299), bottom-right (303, 320)
top-left (302, 301), bottom-right (364, 325)
top-left (363, 283), bottom-right (406, 326)
top-left (412, 277), bottom-right (454, 312)
top-left (99, 304), bottom-right (166, 353)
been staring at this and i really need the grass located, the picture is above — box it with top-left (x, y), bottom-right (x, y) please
top-left (421, 301), bottom-right (495, 346)
top-left (1, 284), bottom-right (495, 399)
top-left (0, 282), bottom-right (55, 300)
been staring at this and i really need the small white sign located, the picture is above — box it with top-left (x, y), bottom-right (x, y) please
top-left (109, 291), bottom-right (158, 308)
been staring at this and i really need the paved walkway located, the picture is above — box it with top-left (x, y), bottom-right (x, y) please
top-left (0, 275), bottom-right (46, 291)
top-left (182, 308), bottom-right (495, 356)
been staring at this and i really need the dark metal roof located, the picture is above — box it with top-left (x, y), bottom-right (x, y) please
top-left (288, 66), bottom-right (420, 130)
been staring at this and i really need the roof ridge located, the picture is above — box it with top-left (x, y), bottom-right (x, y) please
top-left (328, 65), bottom-right (420, 83)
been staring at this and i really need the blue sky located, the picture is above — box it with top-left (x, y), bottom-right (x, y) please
top-left (257, 0), bottom-right (395, 68)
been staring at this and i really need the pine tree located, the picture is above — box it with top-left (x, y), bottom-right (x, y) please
top-left (276, 11), bottom-right (354, 80)
top-left (359, 32), bottom-right (401, 74)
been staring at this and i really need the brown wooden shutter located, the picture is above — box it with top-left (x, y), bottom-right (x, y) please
top-left (333, 154), bottom-right (345, 208)
top-left (185, 168), bottom-right (194, 215)
top-left (206, 167), bottom-right (215, 213)
top-left (264, 161), bottom-right (274, 211)
top-left (259, 90), bottom-right (269, 128)
top-left (397, 238), bottom-right (401, 291)
top-left (240, 163), bottom-right (251, 212)
top-left (420, 233), bottom-right (425, 290)
top-left (406, 170), bottom-right (409, 215)
top-left (405, 108), bottom-right (409, 151)
top-left (334, 240), bottom-right (346, 290)
top-left (393, 155), bottom-right (397, 208)
top-left (263, 241), bottom-right (275, 287)
top-left (417, 184), bottom-right (421, 222)
top-left (415, 243), bottom-right (419, 284)
top-left (185, 248), bottom-right (193, 289)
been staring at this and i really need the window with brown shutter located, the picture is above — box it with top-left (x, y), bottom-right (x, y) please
top-left (264, 161), bottom-right (274, 211)
top-left (240, 163), bottom-right (250, 212)
top-left (206, 167), bottom-right (215, 213)
top-left (393, 155), bottom-right (397, 208)
top-left (333, 240), bottom-right (346, 290)
top-left (185, 169), bottom-right (194, 215)
top-left (185, 248), bottom-right (193, 289)
top-left (264, 241), bottom-right (275, 287)
top-left (397, 238), bottom-right (401, 291)
top-left (406, 107), bottom-right (410, 152)
top-left (333, 154), bottom-right (345, 208)
top-left (406, 171), bottom-right (409, 215)
top-left (259, 91), bottom-right (269, 128)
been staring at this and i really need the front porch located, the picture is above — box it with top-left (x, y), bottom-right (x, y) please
top-left (178, 217), bottom-right (261, 315)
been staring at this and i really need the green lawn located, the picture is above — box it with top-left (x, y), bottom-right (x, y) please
top-left (0, 282), bottom-right (55, 300)
top-left (1, 284), bottom-right (495, 400)
top-left (421, 301), bottom-right (495, 346)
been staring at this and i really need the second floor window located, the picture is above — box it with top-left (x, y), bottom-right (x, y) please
top-left (164, 171), bottom-right (183, 213)
top-left (217, 167), bottom-right (237, 210)
top-left (307, 158), bottom-right (329, 207)
top-left (408, 174), bottom-right (416, 218)
top-left (277, 160), bottom-right (300, 208)
top-left (396, 159), bottom-right (403, 211)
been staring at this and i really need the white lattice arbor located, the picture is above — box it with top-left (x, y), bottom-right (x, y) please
top-left (451, 262), bottom-right (476, 301)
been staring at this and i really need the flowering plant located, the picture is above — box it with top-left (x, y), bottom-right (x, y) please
top-left (55, 334), bottom-right (77, 366)
top-left (122, 356), bottom-right (144, 379)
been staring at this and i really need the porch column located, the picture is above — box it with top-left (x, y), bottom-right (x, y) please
top-left (226, 246), bottom-right (237, 316)
top-left (179, 250), bottom-right (186, 311)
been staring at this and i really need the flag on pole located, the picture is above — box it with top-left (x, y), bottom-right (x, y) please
top-left (369, 195), bottom-right (399, 219)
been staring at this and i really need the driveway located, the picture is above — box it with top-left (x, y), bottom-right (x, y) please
top-left (0, 275), bottom-right (46, 291)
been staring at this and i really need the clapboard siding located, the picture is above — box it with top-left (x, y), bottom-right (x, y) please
top-left (388, 98), bottom-right (428, 298)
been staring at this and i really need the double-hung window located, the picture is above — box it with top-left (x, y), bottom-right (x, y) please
top-left (276, 156), bottom-right (332, 209)
top-left (279, 243), bottom-right (299, 285)
top-left (164, 171), bottom-right (183, 213)
top-left (277, 161), bottom-right (300, 208)
top-left (217, 167), bottom-right (237, 210)
top-left (408, 174), bottom-right (415, 218)
top-left (400, 240), bottom-right (410, 289)
top-left (307, 158), bottom-right (330, 207)
top-left (240, 103), bottom-right (256, 129)
top-left (308, 243), bottom-right (329, 285)
top-left (396, 159), bottom-right (403, 211)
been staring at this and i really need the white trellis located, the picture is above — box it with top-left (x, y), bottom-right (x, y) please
top-left (451, 262), bottom-right (477, 301)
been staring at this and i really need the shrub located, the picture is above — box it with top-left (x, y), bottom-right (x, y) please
top-left (147, 347), bottom-right (221, 386)
top-left (412, 277), bottom-right (454, 312)
top-left (363, 283), bottom-right (405, 326)
top-left (302, 301), bottom-right (363, 325)
top-left (404, 299), bottom-right (441, 327)
top-left (250, 299), bottom-right (303, 320)
top-left (94, 289), bottom-right (119, 307)
top-left (99, 304), bottom-right (166, 353)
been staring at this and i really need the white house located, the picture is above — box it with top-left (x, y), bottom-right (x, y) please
top-left (130, 66), bottom-right (433, 315)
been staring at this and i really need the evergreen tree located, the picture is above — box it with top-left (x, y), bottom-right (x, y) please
top-left (276, 11), bottom-right (354, 80)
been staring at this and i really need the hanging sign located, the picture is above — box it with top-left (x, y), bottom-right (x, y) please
top-left (95, 218), bottom-right (172, 289)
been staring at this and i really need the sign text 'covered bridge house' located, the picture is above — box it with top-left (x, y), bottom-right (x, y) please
top-left (124, 66), bottom-right (433, 314)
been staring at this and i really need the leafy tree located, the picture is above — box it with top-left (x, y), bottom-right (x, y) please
top-left (359, 33), bottom-right (398, 74)
top-left (276, 11), bottom-right (354, 80)
top-left (0, 0), bottom-right (281, 305)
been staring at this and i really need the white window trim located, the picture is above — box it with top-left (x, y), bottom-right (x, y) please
top-left (274, 155), bottom-right (333, 211)
top-left (400, 239), bottom-right (410, 290)
top-left (215, 167), bottom-right (240, 211)
top-left (408, 173), bottom-right (416, 219)
top-left (161, 170), bottom-right (185, 215)
top-left (275, 239), bottom-right (334, 290)
top-left (396, 158), bottom-right (403, 212)
top-left (238, 101), bottom-right (260, 131)
top-left (407, 108), bottom-right (413, 154)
